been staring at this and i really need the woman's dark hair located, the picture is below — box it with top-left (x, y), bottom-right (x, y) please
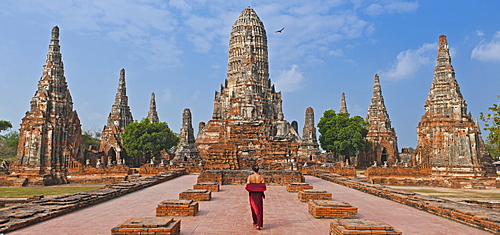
top-left (252, 165), bottom-right (259, 172)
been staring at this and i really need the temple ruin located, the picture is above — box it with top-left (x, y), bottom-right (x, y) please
top-left (412, 35), bottom-right (493, 177)
top-left (195, 7), bottom-right (305, 170)
top-left (297, 107), bottom-right (321, 160)
top-left (99, 69), bottom-right (134, 167)
top-left (360, 74), bottom-right (399, 167)
top-left (147, 92), bottom-right (159, 123)
top-left (339, 92), bottom-right (348, 113)
top-left (12, 26), bottom-right (85, 185)
top-left (174, 108), bottom-right (199, 161)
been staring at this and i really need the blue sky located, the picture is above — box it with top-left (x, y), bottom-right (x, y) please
top-left (0, 0), bottom-right (499, 149)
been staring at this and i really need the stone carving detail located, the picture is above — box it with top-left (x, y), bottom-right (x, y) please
top-left (412, 35), bottom-right (493, 176)
top-left (175, 108), bottom-right (199, 160)
top-left (147, 92), bottom-right (159, 123)
top-left (99, 69), bottom-right (134, 166)
top-left (339, 92), bottom-right (348, 113)
top-left (196, 7), bottom-right (301, 170)
top-left (13, 26), bottom-right (85, 185)
top-left (361, 74), bottom-right (399, 167)
top-left (298, 107), bottom-right (321, 158)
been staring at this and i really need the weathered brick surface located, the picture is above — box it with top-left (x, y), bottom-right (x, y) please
top-left (13, 26), bottom-right (85, 186)
top-left (300, 166), bottom-right (356, 177)
top-left (156, 200), bottom-right (199, 217)
top-left (298, 190), bottom-right (332, 202)
top-left (111, 217), bottom-right (180, 235)
top-left (412, 35), bottom-right (494, 177)
top-left (311, 170), bottom-right (500, 233)
top-left (197, 170), bottom-right (304, 185)
top-left (286, 183), bottom-right (313, 192)
top-left (178, 189), bottom-right (211, 201)
top-left (308, 200), bottom-right (357, 219)
top-left (0, 169), bottom-right (185, 233)
top-left (193, 182), bottom-right (219, 192)
top-left (330, 219), bottom-right (402, 235)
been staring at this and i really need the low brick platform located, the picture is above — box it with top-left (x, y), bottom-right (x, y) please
top-left (308, 200), bottom-right (357, 219)
top-left (111, 217), bottom-right (180, 235)
top-left (156, 199), bottom-right (199, 217)
top-left (179, 189), bottom-right (211, 201)
top-left (286, 182), bottom-right (313, 192)
top-left (298, 190), bottom-right (332, 202)
top-left (310, 169), bottom-right (500, 233)
top-left (330, 219), bottom-right (402, 235)
top-left (193, 182), bottom-right (219, 192)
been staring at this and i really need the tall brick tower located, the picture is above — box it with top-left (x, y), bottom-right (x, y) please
top-left (196, 7), bottom-right (301, 170)
top-left (147, 92), bottom-right (159, 123)
top-left (413, 35), bottom-right (493, 176)
top-left (175, 108), bottom-right (199, 160)
top-left (14, 26), bottom-right (85, 185)
top-left (298, 107), bottom-right (321, 159)
top-left (339, 92), bottom-right (348, 113)
top-left (99, 69), bottom-right (134, 166)
top-left (362, 74), bottom-right (399, 167)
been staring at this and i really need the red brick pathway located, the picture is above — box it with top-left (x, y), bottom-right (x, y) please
top-left (8, 175), bottom-right (492, 234)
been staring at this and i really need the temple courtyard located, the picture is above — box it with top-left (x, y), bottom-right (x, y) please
top-left (7, 175), bottom-right (491, 235)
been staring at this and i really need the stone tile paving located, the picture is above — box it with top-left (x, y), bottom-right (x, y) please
top-left (8, 174), bottom-right (493, 235)
top-left (306, 176), bottom-right (492, 234)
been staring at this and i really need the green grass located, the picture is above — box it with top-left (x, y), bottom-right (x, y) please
top-left (0, 186), bottom-right (102, 198)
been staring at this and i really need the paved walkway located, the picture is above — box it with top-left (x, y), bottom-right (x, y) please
top-left (8, 175), bottom-right (492, 234)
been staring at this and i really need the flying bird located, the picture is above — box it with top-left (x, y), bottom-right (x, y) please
top-left (275, 27), bottom-right (284, 33)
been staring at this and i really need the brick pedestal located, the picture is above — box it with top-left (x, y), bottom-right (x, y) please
top-left (330, 219), bottom-right (402, 235)
top-left (308, 200), bottom-right (357, 219)
top-left (179, 189), bottom-right (211, 201)
top-left (286, 182), bottom-right (313, 192)
top-left (193, 182), bottom-right (219, 192)
top-left (156, 200), bottom-right (199, 216)
top-left (298, 190), bottom-right (332, 202)
top-left (111, 217), bottom-right (181, 235)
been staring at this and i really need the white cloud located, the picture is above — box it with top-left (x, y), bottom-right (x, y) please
top-left (366, 1), bottom-right (419, 17)
top-left (273, 64), bottom-right (304, 92)
top-left (471, 31), bottom-right (500, 62)
top-left (380, 43), bottom-right (436, 81)
top-left (476, 30), bottom-right (484, 36)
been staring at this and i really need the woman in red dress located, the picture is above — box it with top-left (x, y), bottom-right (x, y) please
top-left (245, 165), bottom-right (266, 230)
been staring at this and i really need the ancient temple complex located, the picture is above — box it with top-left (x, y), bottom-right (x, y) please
top-left (412, 35), bottom-right (493, 176)
top-left (361, 74), bottom-right (399, 167)
top-left (195, 7), bottom-right (304, 170)
top-left (13, 26), bottom-right (85, 185)
top-left (99, 69), bottom-right (134, 166)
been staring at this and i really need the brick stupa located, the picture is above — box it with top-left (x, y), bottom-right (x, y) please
top-left (361, 74), bottom-right (399, 167)
top-left (412, 35), bottom-right (493, 176)
top-left (13, 26), bottom-right (85, 185)
top-left (195, 7), bottom-right (302, 170)
top-left (99, 69), bottom-right (133, 166)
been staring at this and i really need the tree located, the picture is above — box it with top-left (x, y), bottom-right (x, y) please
top-left (0, 131), bottom-right (19, 161)
top-left (317, 109), bottom-right (371, 159)
top-left (122, 118), bottom-right (179, 164)
top-left (83, 129), bottom-right (101, 149)
top-left (0, 120), bottom-right (12, 132)
top-left (480, 96), bottom-right (500, 158)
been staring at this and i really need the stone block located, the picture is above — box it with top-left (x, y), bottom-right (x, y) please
top-left (330, 219), bottom-right (401, 235)
top-left (298, 190), bottom-right (332, 202)
top-left (111, 217), bottom-right (180, 235)
top-left (308, 200), bottom-right (357, 219)
top-left (193, 182), bottom-right (219, 192)
top-left (179, 189), bottom-right (211, 201)
top-left (286, 182), bottom-right (313, 192)
top-left (156, 200), bottom-right (198, 217)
